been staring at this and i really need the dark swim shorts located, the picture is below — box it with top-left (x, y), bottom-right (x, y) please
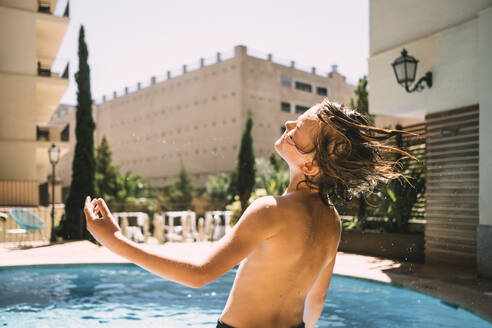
top-left (216, 318), bottom-right (305, 328)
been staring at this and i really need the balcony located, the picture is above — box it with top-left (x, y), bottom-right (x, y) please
top-left (36, 124), bottom-right (69, 142)
top-left (37, 58), bottom-right (69, 79)
top-left (35, 60), bottom-right (69, 123)
top-left (38, 0), bottom-right (69, 18)
top-left (36, 1), bottom-right (69, 61)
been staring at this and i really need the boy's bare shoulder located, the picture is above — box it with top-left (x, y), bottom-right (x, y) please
top-left (246, 196), bottom-right (285, 222)
top-left (249, 194), bottom-right (296, 214)
top-left (249, 194), bottom-right (340, 226)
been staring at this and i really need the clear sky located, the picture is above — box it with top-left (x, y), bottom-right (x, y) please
top-left (57, 0), bottom-right (369, 105)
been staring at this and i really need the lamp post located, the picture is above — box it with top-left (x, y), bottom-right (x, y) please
top-left (48, 143), bottom-right (60, 243)
top-left (391, 48), bottom-right (432, 93)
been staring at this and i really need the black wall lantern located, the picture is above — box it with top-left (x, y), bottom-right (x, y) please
top-left (391, 49), bottom-right (432, 93)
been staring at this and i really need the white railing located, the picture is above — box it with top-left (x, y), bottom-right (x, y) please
top-left (153, 210), bottom-right (232, 243)
top-left (113, 212), bottom-right (150, 243)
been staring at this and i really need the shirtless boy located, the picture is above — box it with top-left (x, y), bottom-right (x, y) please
top-left (84, 99), bottom-right (404, 328)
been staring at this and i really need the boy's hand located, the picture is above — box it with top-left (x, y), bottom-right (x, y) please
top-left (84, 196), bottom-right (121, 246)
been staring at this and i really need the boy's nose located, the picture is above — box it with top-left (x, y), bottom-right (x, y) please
top-left (285, 121), bottom-right (295, 130)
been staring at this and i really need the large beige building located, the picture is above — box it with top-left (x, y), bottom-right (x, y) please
top-left (0, 0), bottom-right (70, 206)
top-left (55, 45), bottom-right (356, 190)
top-left (369, 0), bottom-right (492, 277)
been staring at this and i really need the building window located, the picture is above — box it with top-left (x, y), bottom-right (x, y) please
top-left (295, 81), bottom-right (312, 93)
top-left (281, 75), bottom-right (292, 88)
top-left (280, 126), bottom-right (286, 135)
top-left (295, 105), bottom-right (309, 114)
top-left (317, 87), bottom-right (328, 96)
top-left (281, 102), bottom-right (291, 113)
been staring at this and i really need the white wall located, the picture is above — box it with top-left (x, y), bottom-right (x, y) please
top-left (370, 0), bottom-right (492, 55)
top-left (369, 18), bottom-right (479, 118)
top-left (478, 7), bottom-right (492, 226)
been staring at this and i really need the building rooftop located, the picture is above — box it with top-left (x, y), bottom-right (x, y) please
top-left (96, 45), bottom-right (350, 105)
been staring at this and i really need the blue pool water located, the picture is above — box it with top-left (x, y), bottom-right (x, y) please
top-left (0, 264), bottom-right (490, 328)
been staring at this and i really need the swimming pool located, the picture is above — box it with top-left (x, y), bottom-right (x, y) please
top-left (0, 264), bottom-right (489, 327)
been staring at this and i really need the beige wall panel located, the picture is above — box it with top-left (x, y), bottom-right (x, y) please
top-left (0, 141), bottom-right (37, 180)
top-left (0, 180), bottom-right (38, 206)
top-left (36, 16), bottom-right (68, 60)
top-left (0, 0), bottom-right (37, 11)
top-left (0, 73), bottom-right (37, 140)
top-left (0, 6), bottom-right (36, 74)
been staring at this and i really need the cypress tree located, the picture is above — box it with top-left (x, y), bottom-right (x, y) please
top-left (95, 135), bottom-right (120, 201)
top-left (236, 113), bottom-right (256, 214)
top-left (350, 75), bottom-right (374, 125)
top-left (58, 25), bottom-right (96, 240)
top-left (167, 161), bottom-right (195, 210)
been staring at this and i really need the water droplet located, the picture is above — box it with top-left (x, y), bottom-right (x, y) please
top-left (211, 292), bottom-right (216, 296)
top-left (187, 294), bottom-right (192, 298)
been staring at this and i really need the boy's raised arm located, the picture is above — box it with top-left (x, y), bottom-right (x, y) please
top-left (84, 196), bottom-right (279, 288)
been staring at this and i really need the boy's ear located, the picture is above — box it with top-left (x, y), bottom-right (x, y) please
top-left (302, 160), bottom-right (319, 177)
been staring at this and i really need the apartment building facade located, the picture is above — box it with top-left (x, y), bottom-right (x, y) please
top-left (0, 0), bottom-right (70, 206)
top-left (52, 45), bottom-right (354, 190)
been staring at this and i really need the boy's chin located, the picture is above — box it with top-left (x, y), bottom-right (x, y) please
top-left (274, 145), bottom-right (286, 160)
top-left (274, 142), bottom-right (282, 155)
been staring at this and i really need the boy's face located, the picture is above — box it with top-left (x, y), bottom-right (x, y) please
top-left (274, 104), bottom-right (321, 174)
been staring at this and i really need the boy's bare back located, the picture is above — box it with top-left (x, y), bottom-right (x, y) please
top-left (219, 192), bottom-right (341, 328)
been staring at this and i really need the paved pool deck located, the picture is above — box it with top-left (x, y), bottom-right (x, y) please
top-left (1, 240), bottom-right (491, 323)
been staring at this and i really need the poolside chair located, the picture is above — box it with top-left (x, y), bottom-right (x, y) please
top-left (204, 211), bottom-right (232, 241)
top-left (197, 217), bottom-right (206, 241)
top-left (166, 212), bottom-right (184, 242)
top-left (153, 213), bottom-right (166, 243)
top-left (212, 214), bottom-right (223, 241)
top-left (224, 211), bottom-right (232, 235)
top-left (204, 212), bottom-right (218, 241)
top-left (114, 212), bottom-right (149, 243)
top-left (182, 211), bottom-right (198, 242)
top-left (7, 207), bottom-right (47, 247)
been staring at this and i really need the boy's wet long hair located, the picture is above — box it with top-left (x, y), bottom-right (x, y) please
top-left (296, 98), bottom-right (410, 206)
